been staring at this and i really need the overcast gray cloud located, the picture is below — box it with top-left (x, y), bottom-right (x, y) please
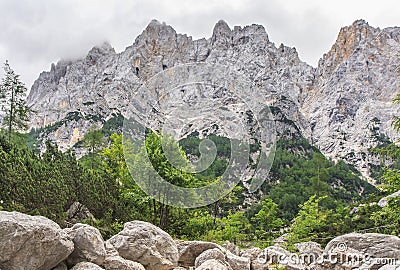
top-left (0, 0), bottom-right (399, 89)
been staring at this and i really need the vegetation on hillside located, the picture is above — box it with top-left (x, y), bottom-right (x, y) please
top-left (0, 61), bottom-right (399, 249)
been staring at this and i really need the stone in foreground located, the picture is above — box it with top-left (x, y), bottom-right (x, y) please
top-left (196, 259), bottom-right (233, 270)
top-left (195, 248), bottom-right (226, 268)
top-left (66, 223), bottom-right (107, 266)
top-left (0, 211), bottom-right (74, 270)
top-left (107, 220), bottom-right (178, 270)
top-left (177, 240), bottom-right (222, 267)
top-left (71, 262), bottom-right (104, 270)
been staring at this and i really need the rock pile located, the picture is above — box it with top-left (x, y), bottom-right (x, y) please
top-left (0, 211), bottom-right (399, 270)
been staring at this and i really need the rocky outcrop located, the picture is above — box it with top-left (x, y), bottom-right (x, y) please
top-left (302, 20), bottom-right (400, 180)
top-left (107, 220), bottom-right (179, 270)
top-left (378, 190), bottom-right (400, 207)
top-left (26, 19), bottom-right (400, 181)
top-left (64, 202), bottom-right (95, 226)
top-left (0, 211), bottom-right (74, 270)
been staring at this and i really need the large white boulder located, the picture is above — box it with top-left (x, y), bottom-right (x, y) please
top-left (325, 233), bottom-right (400, 259)
top-left (70, 262), bottom-right (104, 270)
top-left (196, 259), bottom-right (233, 270)
top-left (195, 248), bottom-right (226, 268)
top-left (107, 221), bottom-right (178, 270)
top-left (0, 211), bottom-right (74, 270)
top-left (66, 223), bottom-right (107, 266)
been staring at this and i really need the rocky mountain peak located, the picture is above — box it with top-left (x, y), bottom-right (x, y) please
top-left (134, 19), bottom-right (178, 47)
top-left (27, 19), bottom-right (400, 180)
top-left (86, 42), bottom-right (115, 64)
top-left (211, 19), bottom-right (233, 48)
top-left (317, 19), bottom-right (379, 79)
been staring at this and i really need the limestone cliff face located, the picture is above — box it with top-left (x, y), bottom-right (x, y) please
top-left (27, 19), bottom-right (400, 180)
top-left (301, 20), bottom-right (400, 180)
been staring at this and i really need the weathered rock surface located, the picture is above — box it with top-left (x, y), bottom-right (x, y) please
top-left (70, 262), bottom-right (104, 270)
top-left (240, 247), bottom-right (262, 261)
top-left (196, 259), bottom-right (233, 270)
top-left (325, 233), bottom-right (400, 259)
top-left (223, 241), bottom-right (240, 256)
top-left (226, 251), bottom-right (250, 270)
top-left (177, 240), bottom-right (222, 267)
top-left (52, 262), bottom-right (68, 270)
top-left (295, 241), bottom-right (323, 256)
top-left (378, 190), bottom-right (400, 207)
top-left (107, 220), bottom-right (178, 270)
top-left (240, 247), bottom-right (266, 270)
top-left (103, 256), bottom-right (146, 270)
top-left (66, 223), bottom-right (106, 266)
top-left (65, 201), bottom-right (95, 226)
top-left (302, 20), bottom-right (400, 181)
top-left (195, 248), bottom-right (226, 268)
top-left (0, 211), bottom-right (74, 270)
top-left (26, 19), bottom-right (400, 182)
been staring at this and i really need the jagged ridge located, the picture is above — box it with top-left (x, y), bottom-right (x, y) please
top-left (27, 19), bottom-right (400, 181)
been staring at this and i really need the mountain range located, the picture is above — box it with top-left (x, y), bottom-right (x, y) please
top-left (26, 19), bottom-right (400, 182)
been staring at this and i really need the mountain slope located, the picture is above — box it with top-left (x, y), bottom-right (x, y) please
top-left (27, 19), bottom-right (400, 181)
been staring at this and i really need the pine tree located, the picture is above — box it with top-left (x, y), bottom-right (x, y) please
top-left (83, 128), bottom-right (104, 169)
top-left (0, 61), bottom-right (33, 141)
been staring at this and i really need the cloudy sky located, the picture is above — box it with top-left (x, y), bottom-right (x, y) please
top-left (0, 0), bottom-right (399, 89)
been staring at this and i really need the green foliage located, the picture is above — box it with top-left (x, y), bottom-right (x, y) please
top-left (0, 126), bottom-right (388, 245)
top-left (288, 195), bottom-right (331, 248)
top-left (81, 128), bottom-right (104, 169)
top-left (0, 135), bottom-right (119, 223)
top-left (267, 138), bottom-right (376, 221)
top-left (251, 197), bottom-right (283, 241)
top-left (0, 61), bottom-right (34, 141)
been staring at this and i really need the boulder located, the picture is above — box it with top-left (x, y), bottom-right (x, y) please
top-left (239, 247), bottom-right (266, 270)
top-left (65, 202), bottom-right (95, 226)
top-left (325, 233), bottom-right (400, 259)
top-left (107, 221), bottom-right (178, 270)
top-left (226, 251), bottom-right (250, 270)
top-left (177, 240), bottom-right (221, 267)
top-left (0, 211), bottom-right (74, 270)
top-left (196, 259), bottom-right (233, 270)
top-left (52, 262), bottom-right (68, 270)
top-left (104, 241), bottom-right (119, 257)
top-left (295, 242), bottom-right (323, 256)
top-left (66, 223), bottom-right (106, 266)
top-left (251, 260), bottom-right (270, 270)
top-left (295, 241), bottom-right (323, 265)
top-left (240, 247), bottom-right (262, 261)
top-left (223, 241), bottom-right (240, 256)
top-left (103, 256), bottom-right (146, 270)
top-left (103, 240), bottom-right (145, 270)
top-left (378, 262), bottom-right (400, 269)
top-left (263, 246), bottom-right (291, 264)
top-left (195, 248), bottom-right (226, 268)
top-left (71, 262), bottom-right (104, 270)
